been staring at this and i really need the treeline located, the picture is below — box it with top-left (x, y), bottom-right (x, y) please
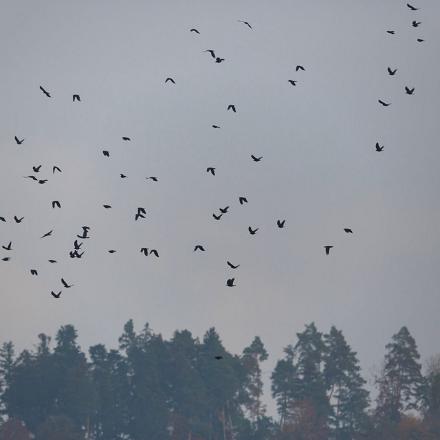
top-left (0, 322), bottom-right (439, 440)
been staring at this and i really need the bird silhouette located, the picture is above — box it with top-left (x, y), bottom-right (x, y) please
top-left (190, 28), bottom-right (200, 34)
top-left (24, 176), bottom-right (38, 181)
top-left (39, 85), bottom-right (51, 97)
top-left (73, 94), bottom-right (81, 102)
top-left (77, 227), bottom-right (90, 239)
top-left (219, 206), bottom-right (229, 214)
top-left (38, 179), bottom-right (48, 184)
top-left (387, 67), bottom-right (397, 76)
top-left (239, 196), bottom-right (248, 205)
top-left (2, 257), bottom-right (10, 262)
top-left (0, 217), bottom-right (5, 222)
top-left (412, 21), bottom-right (421, 27)
top-left (122, 136), bottom-right (131, 141)
top-left (251, 155), bottom-right (263, 162)
top-left (213, 213), bottom-right (222, 220)
top-left (146, 176), bottom-right (158, 182)
top-left (2, 242), bottom-right (12, 251)
top-left (214, 355), bottom-right (223, 360)
top-left (227, 104), bottom-right (236, 112)
top-left (73, 240), bottom-right (83, 250)
top-left (41, 230), bottom-right (53, 238)
top-left (51, 291), bottom-right (62, 298)
top-left (165, 77), bottom-right (176, 84)
top-left (103, 150), bottom-right (110, 157)
top-left (33, 165), bottom-right (42, 172)
top-left (108, 250), bottom-right (116, 253)
top-left (417, 38), bottom-right (424, 42)
top-left (212, 125), bottom-right (221, 129)
top-left (344, 228), bottom-right (353, 233)
top-left (48, 259), bottom-right (57, 264)
top-left (61, 278), bottom-right (74, 288)
top-left (277, 220), bottom-right (286, 228)
top-left (194, 245), bottom-right (205, 252)
top-left (296, 65), bottom-right (305, 71)
top-left (215, 58), bottom-right (225, 63)
top-left (14, 216), bottom-right (24, 223)
top-left (324, 245), bottom-right (333, 255)
top-left (248, 226), bottom-right (259, 235)
top-left (227, 261), bottom-right (240, 269)
top-left (375, 142), bottom-right (384, 152)
top-left (14, 136), bottom-right (24, 145)
top-left (149, 249), bottom-right (159, 257)
top-left (378, 99), bottom-right (391, 107)
top-left (120, 174), bottom-right (127, 178)
top-left (207, 167), bottom-right (216, 175)
top-left (386, 30), bottom-right (395, 35)
top-left (30, 269), bottom-right (38, 276)
top-left (53, 166), bottom-right (62, 174)
top-left (70, 250), bottom-right (84, 258)
top-left (405, 87), bottom-right (415, 95)
top-left (226, 278), bottom-right (236, 287)
top-left (205, 50), bottom-right (216, 58)
top-left (407, 3), bottom-right (418, 10)
top-left (140, 248), bottom-right (149, 256)
top-left (52, 201), bottom-right (61, 209)
top-left (288, 80), bottom-right (297, 86)
top-left (238, 20), bottom-right (252, 29)
top-left (103, 204), bottom-right (112, 209)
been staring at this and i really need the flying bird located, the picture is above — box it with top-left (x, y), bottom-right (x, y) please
top-left (30, 269), bottom-right (38, 276)
top-left (405, 86), bottom-right (415, 95)
top-left (14, 216), bottom-right (24, 223)
top-left (407, 3), bottom-right (419, 10)
top-left (41, 230), bottom-right (53, 238)
top-left (251, 155), bottom-right (263, 162)
top-left (190, 28), bottom-right (200, 34)
top-left (140, 248), bottom-right (149, 256)
top-left (213, 213), bottom-right (223, 220)
top-left (73, 94), bottom-right (81, 102)
top-left (219, 206), bottom-right (229, 214)
top-left (344, 228), bottom-right (353, 233)
top-left (61, 278), bottom-right (74, 288)
top-left (207, 167), bottom-right (216, 175)
top-left (227, 104), bottom-right (236, 112)
top-left (239, 196), bottom-right (248, 205)
top-left (53, 166), bottom-right (62, 174)
top-left (39, 85), bottom-right (51, 97)
top-left (194, 245), bottom-right (205, 252)
top-left (24, 176), bottom-right (38, 181)
top-left (417, 38), bottom-right (424, 42)
top-left (277, 220), bottom-right (286, 228)
top-left (120, 174), bottom-right (127, 178)
top-left (227, 261), bottom-right (240, 269)
top-left (2, 242), bottom-right (12, 251)
top-left (52, 201), bottom-right (61, 209)
top-left (386, 30), bottom-right (395, 35)
top-left (33, 165), bottom-right (42, 172)
top-left (324, 245), bottom-right (333, 255)
top-left (2, 257), bottom-right (10, 262)
top-left (215, 57), bottom-right (225, 63)
top-left (412, 21), bottom-right (421, 27)
top-left (38, 179), bottom-right (48, 184)
top-left (165, 77), bottom-right (176, 84)
top-left (387, 67), bottom-right (397, 75)
top-left (73, 240), bottom-right (82, 250)
top-left (212, 125), bottom-right (221, 129)
top-left (146, 176), bottom-right (158, 182)
top-left (378, 99), bottom-right (391, 107)
top-left (51, 291), bottom-right (62, 298)
top-left (103, 150), bottom-right (110, 157)
top-left (288, 80), bottom-right (297, 86)
top-left (149, 249), bottom-right (159, 257)
top-left (238, 20), bottom-right (252, 29)
top-left (248, 226), bottom-right (259, 235)
top-left (375, 142), bottom-right (384, 152)
top-left (108, 250), bottom-right (116, 253)
top-left (296, 65), bottom-right (305, 71)
top-left (122, 136), bottom-right (131, 141)
top-left (14, 136), bottom-right (24, 145)
top-left (48, 259), bottom-right (57, 264)
top-left (103, 204), bottom-right (112, 209)
top-left (0, 217), bottom-right (5, 222)
top-left (226, 278), bottom-right (236, 287)
top-left (205, 50), bottom-right (216, 58)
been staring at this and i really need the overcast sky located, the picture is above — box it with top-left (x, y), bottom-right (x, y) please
top-left (1, 0), bottom-right (439, 415)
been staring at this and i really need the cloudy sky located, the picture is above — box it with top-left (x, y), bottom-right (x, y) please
top-left (1, 0), bottom-right (439, 414)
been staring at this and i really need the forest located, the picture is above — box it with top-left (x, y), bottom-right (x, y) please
top-left (0, 322), bottom-right (439, 440)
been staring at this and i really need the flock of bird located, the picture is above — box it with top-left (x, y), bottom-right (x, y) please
top-left (3, 5), bottom-right (424, 298)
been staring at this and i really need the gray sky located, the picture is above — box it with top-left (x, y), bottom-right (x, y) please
top-left (1, 0), bottom-right (440, 416)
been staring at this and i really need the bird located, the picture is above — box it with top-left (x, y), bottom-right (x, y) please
top-left (215, 57), bottom-right (225, 63)
top-left (30, 269), bottom-right (38, 276)
top-left (0, 217), bottom-right (5, 222)
top-left (137, 207), bottom-right (146, 215)
top-left (149, 249), bottom-right (159, 257)
top-left (405, 87), bottom-right (415, 95)
top-left (165, 77), bottom-right (176, 84)
top-left (238, 20), bottom-right (252, 29)
top-left (39, 85), bottom-right (51, 97)
top-left (386, 30), bottom-right (395, 35)
top-left (73, 94), bottom-right (81, 102)
top-left (140, 248), bottom-right (149, 256)
top-left (205, 49), bottom-right (216, 58)
top-left (52, 201), bottom-right (61, 209)
top-left (277, 220), bottom-right (286, 228)
top-left (120, 174), bottom-right (127, 179)
top-left (375, 142), bottom-right (384, 152)
top-left (226, 278), bottom-right (236, 287)
top-left (378, 99), bottom-right (391, 107)
top-left (207, 167), bottom-right (216, 175)
top-left (212, 125), bottom-right (221, 129)
top-left (2, 257), bottom-right (10, 262)
top-left (417, 38), bottom-right (424, 42)
top-left (73, 240), bottom-right (82, 250)
top-left (407, 3), bottom-right (419, 11)
top-left (70, 250), bottom-right (84, 259)
top-left (24, 175), bottom-right (38, 181)
top-left (194, 245), bottom-right (205, 252)
top-left (103, 204), bottom-right (112, 209)
top-left (412, 20), bottom-right (421, 27)
top-left (227, 104), bottom-right (236, 112)
top-left (239, 196), bottom-right (248, 205)
top-left (14, 216), bottom-right (24, 223)
top-left (296, 65), bottom-right (305, 71)
top-left (108, 250), bottom-right (116, 253)
top-left (288, 80), bottom-right (297, 86)
top-left (251, 155), bottom-right (263, 162)
top-left (213, 213), bottom-right (223, 220)
top-left (38, 179), bottom-right (48, 184)
top-left (324, 245), bottom-right (333, 255)
top-left (103, 150), bottom-right (110, 157)
top-left (135, 213), bottom-right (145, 221)
top-left (41, 230), bottom-right (53, 238)
top-left (344, 228), bottom-right (353, 233)
top-left (387, 67), bottom-right (397, 76)
top-left (48, 259), bottom-right (57, 264)
top-left (219, 206), bottom-right (229, 214)
top-left (2, 242), bottom-right (12, 251)
top-left (77, 227), bottom-right (90, 239)
top-left (190, 28), bottom-right (200, 34)
top-left (33, 165), bottom-right (42, 172)
top-left (146, 176), bottom-right (158, 182)
top-left (227, 261), bottom-right (240, 269)
top-left (14, 136), bottom-right (24, 145)
top-left (135, 207), bottom-right (146, 220)
top-left (214, 355), bottom-right (223, 360)
top-left (51, 291), bottom-right (62, 298)
top-left (248, 226), bottom-right (259, 235)
top-left (61, 278), bottom-right (73, 288)
top-left (53, 166), bottom-right (62, 174)
top-left (122, 136), bottom-right (131, 141)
